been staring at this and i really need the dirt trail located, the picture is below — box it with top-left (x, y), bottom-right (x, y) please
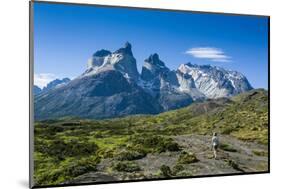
top-left (173, 134), bottom-right (268, 174)
top-left (67, 134), bottom-right (268, 184)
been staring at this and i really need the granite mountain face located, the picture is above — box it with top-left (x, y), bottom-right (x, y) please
top-left (177, 63), bottom-right (253, 98)
top-left (83, 42), bottom-right (139, 81)
top-left (139, 53), bottom-right (200, 110)
top-left (34, 42), bottom-right (253, 120)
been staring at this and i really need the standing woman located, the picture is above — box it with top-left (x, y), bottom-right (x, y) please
top-left (212, 132), bottom-right (219, 159)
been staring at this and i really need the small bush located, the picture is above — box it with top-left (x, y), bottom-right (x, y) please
top-left (93, 133), bottom-right (104, 138)
top-left (34, 156), bottom-right (100, 185)
top-left (97, 148), bottom-right (115, 158)
top-left (130, 134), bottom-right (181, 153)
top-left (160, 165), bottom-right (172, 177)
top-left (157, 140), bottom-right (180, 153)
top-left (177, 151), bottom-right (198, 164)
top-left (117, 150), bottom-right (146, 161)
top-left (252, 150), bottom-right (268, 156)
top-left (126, 144), bottom-right (149, 155)
top-left (220, 143), bottom-right (237, 152)
top-left (112, 161), bottom-right (141, 172)
top-left (37, 139), bottom-right (99, 160)
top-left (172, 164), bottom-right (184, 175)
top-left (232, 128), bottom-right (268, 145)
top-left (226, 159), bottom-right (241, 171)
top-left (61, 122), bottom-right (81, 126)
top-left (63, 157), bottom-right (99, 178)
top-left (221, 127), bottom-right (236, 135)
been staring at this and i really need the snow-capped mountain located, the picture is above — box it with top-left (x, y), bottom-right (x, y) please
top-left (177, 63), bottom-right (253, 98)
top-left (34, 42), bottom-right (253, 120)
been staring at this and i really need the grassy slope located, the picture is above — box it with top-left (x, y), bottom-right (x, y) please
top-left (33, 89), bottom-right (268, 185)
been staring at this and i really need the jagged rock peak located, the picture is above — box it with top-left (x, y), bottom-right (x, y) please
top-left (43, 78), bottom-right (71, 92)
top-left (141, 53), bottom-right (170, 81)
top-left (145, 53), bottom-right (165, 67)
top-left (114, 42), bottom-right (133, 56)
top-left (184, 62), bottom-right (193, 67)
top-left (93, 49), bottom-right (111, 57)
top-left (124, 41), bottom-right (132, 49)
top-left (184, 62), bottom-right (212, 69)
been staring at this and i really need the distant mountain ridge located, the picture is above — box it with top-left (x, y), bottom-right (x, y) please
top-left (33, 78), bottom-right (71, 95)
top-left (33, 85), bottom-right (42, 95)
top-left (34, 42), bottom-right (253, 120)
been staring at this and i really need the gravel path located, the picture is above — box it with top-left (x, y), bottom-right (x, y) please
top-left (173, 134), bottom-right (268, 174)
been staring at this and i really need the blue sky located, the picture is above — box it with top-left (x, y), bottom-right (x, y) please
top-left (34, 2), bottom-right (268, 89)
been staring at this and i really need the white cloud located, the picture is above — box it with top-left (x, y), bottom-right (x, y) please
top-left (185, 47), bottom-right (231, 63)
top-left (34, 73), bottom-right (57, 89)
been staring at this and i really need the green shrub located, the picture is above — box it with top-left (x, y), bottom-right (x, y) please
top-left (138, 135), bottom-right (162, 147)
top-left (157, 139), bottom-right (181, 153)
top-left (177, 151), bottom-right (198, 164)
top-left (252, 150), bottom-right (268, 156)
top-left (172, 164), bottom-right (184, 175)
top-left (130, 134), bottom-right (180, 153)
top-left (61, 122), bottom-right (81, 126)
top-left (92, 130), bottom-right (105, 138)
top-left (221, 127), bottom-right (236, 135)
top-left (63, 157), bottom-right (99, 177)
top-left (160, 165), bottom-right (172, 177)
top-left (34, 156), bottom-right (100, 185)
top-left (36, 139), bottom-right (99, 160)
top-left (232, 129), bottom-right (268, 145)
top-left (116, 150), bottom-right (146, 161)
top-left (97, 148), bottom-right (115, 159)
top-left (226, 159), bottom-right (240, 171)
top-left (112, 161), bottom-right (141, 172)
top-left (220, 143), bottom-right (238, 152)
